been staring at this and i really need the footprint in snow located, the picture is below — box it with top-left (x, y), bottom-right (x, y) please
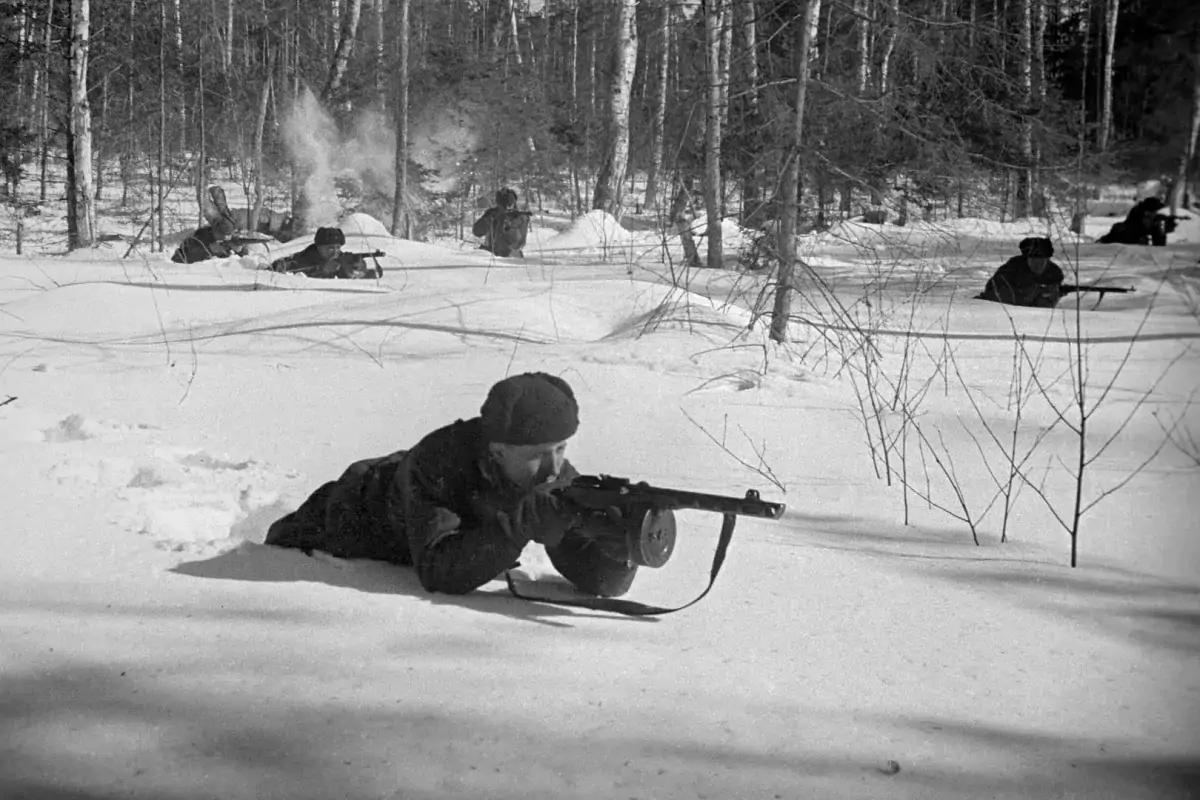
top-left (38, 413), bottom-right (300, 556)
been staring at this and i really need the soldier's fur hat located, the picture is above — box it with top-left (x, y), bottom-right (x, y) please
top-left (1018, 237), bottom-right (1053, 258)
top-left (494, 188), bottom-right (519, 209)
top-left (315, 227), bottom-right (346, 246)
top-left (481, 372), bottom-right (579, 446)
top-left (212, 217), bottom-right (236, 239)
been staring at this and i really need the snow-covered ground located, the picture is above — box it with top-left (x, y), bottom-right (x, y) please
top-left (2, 195), bottom-right (1199, 799)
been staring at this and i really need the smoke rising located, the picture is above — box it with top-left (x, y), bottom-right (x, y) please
top-left (281, 89), bottom-right (397, 228)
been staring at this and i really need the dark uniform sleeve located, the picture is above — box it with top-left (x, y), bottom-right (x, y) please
top-left (270, 245), bottom-right (334, 277)
top-left (171, 228), bottom-right (234, 264)
top-left (472, 209), bottom-right (497, 239)
top-left (983, 256), bottom-right (1064, 308)
top-left (394, 422), bottom-right (525, 595)
top-left (982, 257), bottom-right (1025, 305)
top-left (396, 425), bottom-right (590, 595)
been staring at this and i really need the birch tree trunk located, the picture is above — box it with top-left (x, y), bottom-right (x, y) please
top-left (322, 0), bottom-right (363, 104)
top-left (249, 47), bottom-right (274, 231)
top-left (703, 0), bottom-right (727, 269)
top-left (1170, 46), bottom-right (1200, 213)
top-left (391, 0), bottom-right (411, 238)
top-left (224, 0), bottom-right (233, 69)
top-left (157, 0), bottom-right (166, 250)
top-left (769, 0), bottom-right (818, 344)
top-left (1098, 0), bottom-right (1119, 152)
top-left (39, 0), bottom-right (55, 201)
top-left (195, 59), bottom-right (205, 226)
top-left (591, 0), bottom-right (637, 218)
top-left (879, 0), bottom-right (900, 95)
top-left (643, 0), bottom-right (669, 210)
top-left (854, 0), bottom-right (869, 95)
top-left (171, 0), bottom-right (184, 151)
top-left (1015, 0), bottom-right (1033, 217)
top-left (739, 0), bottom-right (761, 224)
top-left (570, 1), bottom-right (581, 214)
top-left (373, 0), bottom-right (385, 99)
top-left (1031, 0), bottom-right (1046, 213)
top-left (68, 0), bottom-right (95, 248)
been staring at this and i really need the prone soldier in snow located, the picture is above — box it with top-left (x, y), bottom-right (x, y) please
top-left (265, 372), bottom-right (641, 598)
top-left (976, 237), bottom-right (1065, 308)
top-left (269, 227), bottom-right (381, 279)
top-left (170, 217), bottom-right (248, 264)
top-left (1097, 197), bottom-right (1179, 246)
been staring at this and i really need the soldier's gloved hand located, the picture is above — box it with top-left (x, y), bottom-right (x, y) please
top-left (513, 484), bottom-right (583, 549)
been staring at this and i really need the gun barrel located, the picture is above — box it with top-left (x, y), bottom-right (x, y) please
top-left (1060, 284), bottom-right (1133, 294)
top-left (568, 475), bottom-right (786, 519)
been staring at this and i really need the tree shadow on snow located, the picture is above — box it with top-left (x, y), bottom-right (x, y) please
top-left (924, 564), bottom-right (1200, 656)
top-left (170, 542), bottom-right (656, 628)
top-left (768, 511), bottom-right (1200, 656)
top-left (89, 278), bottom-right (388, 296)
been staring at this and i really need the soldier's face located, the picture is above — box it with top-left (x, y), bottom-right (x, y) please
top-left (1028, 256), bottom-right (1048, 274)
top-left (317, 244), bottom-right (342, 260)
top-left (490, 440), bottom-right (569, 489)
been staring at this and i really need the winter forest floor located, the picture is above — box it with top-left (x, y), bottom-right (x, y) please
top-left (1, 183), bottom-right (1199, 799)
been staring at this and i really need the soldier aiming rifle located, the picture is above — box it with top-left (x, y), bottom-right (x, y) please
top-left (977, 237), bottom-right (1134, 308)
top-left (269, 227), bottom-right (384, 279)
top-left (265, 372), bottom-right (785, 616)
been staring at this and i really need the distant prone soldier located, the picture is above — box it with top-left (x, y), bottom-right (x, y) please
top-left (170, 217), bottom-right (248, 264)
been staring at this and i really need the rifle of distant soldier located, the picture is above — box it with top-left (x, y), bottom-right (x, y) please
top-left (1059, 283), bottom-right (1135, 301)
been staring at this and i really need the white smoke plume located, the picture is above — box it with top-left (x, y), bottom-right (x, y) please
top-left (281, 89), bottom-right (397, 228)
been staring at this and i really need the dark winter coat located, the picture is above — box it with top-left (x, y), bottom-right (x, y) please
top-left (170, 226), bottom-right (239, 264)
top-left (264, 417), bottom-right (637, 596)
top-left (472, 208), bottom-right (531, 258)
top-left (1097, 198), bottom-right (1174, 246)
top-left (977, 256), bottom-right (1065, 308)
top-left (270, 243), bottom-right (339, 278)
top-left (270, 244), bottom-right (373, 279)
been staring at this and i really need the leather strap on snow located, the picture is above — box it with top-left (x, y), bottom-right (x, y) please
top-left (504, 512), bottom-right (738, 617)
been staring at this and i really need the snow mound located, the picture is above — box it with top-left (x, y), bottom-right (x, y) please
top-left (43, 413), bottom-right (105, 442)
top-left (542, 210), bottom-right (639, 252)
top-left (338, 211), bottom-right (392, 238)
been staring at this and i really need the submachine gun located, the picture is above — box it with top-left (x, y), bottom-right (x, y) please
top-left (505, 474), bottom-right (787, 616)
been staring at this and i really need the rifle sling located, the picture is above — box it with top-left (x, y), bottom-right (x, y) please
top-left (504, 512), bottom-right (738, 616)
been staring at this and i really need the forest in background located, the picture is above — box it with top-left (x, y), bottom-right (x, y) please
top-left (0, 0), bottom-right (1198, 257)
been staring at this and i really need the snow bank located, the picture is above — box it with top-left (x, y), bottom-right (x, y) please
top-left (541, 210), bottom-right (639, 253)
top-left (338, 211), bottom-right (392, 239)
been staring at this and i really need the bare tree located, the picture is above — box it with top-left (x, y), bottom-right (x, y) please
top-left (854, 0), bottom-right (869, 94)
top-left (769, 0), bottom-right (819, 343)
top-left (391, 0), bottom-right (411, 238)
top-left (373, 0), bottom-right (386, 99)
top-left (738, 0), bottom-right (762, 223)
top-left (592, 0), bottom-right (637, 217)
top-left (1170, 43), bottom-right (1200, 213)
top-left (322, 0), bottom-right (363, 104)
top-left (879, 0), bottom-right (900, 95)
top-left (1015, 0), bottom-right (1033, 217)
top-left (68, 0), bottom-right (95, 247)
top-left (1098, 0), bottom-right (1119, 152)
top-left (249, 45), bottom-right (275, 232)
top-left (703, 0), bottom-right (727, 269)
top-left (643, 0), bottom-right (669, 211)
